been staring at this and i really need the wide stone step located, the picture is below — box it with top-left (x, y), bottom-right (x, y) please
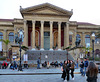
top-left (23, 50), bottom-right (74, 64)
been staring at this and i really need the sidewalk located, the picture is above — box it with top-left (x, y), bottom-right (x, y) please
top-left (0, 67), bottom-right (80, 75)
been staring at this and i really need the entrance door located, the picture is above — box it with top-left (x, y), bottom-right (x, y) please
top-left (44, 32), bottom-right (50, 50)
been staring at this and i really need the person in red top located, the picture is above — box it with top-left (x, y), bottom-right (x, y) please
top-left (2, 61), bottom-right (7, 69)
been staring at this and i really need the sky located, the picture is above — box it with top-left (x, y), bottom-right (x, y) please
top-left (0, 0), bottom-right (100, 25)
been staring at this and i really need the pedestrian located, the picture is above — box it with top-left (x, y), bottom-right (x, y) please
top-left (10, 63), bottom-right (14, 69)
top-left (13, 59), bottom-right (17, 70)
top-left (70, 60), bottom-right (75, 80)
top-left (23, 53), bottom-right (28, 69)
top-left (55, 61), bottom-right (58, 68)
top-left (80, 60), bottom-right (84, 76)
top-left (37, 57), bottom-right (41, 69)
top-left (2, 61), bottom-right (7, 69)
top-left (47, 61), bottom-right (50, 69)
top-left (61, 60), bottom-right (67, 81)
top-left (84, 58), bottom-right (89, 76)
top-left (86, 62), bottom-right (98, 82)
top-left (66, 60), bottom-right (71, 81)
top-left (60, 61), bottom-right (63, 67)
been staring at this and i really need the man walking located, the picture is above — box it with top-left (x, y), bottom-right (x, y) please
top-left (80, 60), bottom-right (84, 76)
top-left (84, 58), bottom-right (89, 76)
top-left (37, 57), bottom-right (41, 69)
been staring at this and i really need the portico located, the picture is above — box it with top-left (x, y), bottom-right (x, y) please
top-left (23, 20), bottom-right (70, 50)
top-left (20, 3), bottom-right (72, 50)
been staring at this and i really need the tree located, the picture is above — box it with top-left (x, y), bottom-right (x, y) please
top-left (82, 47), bottom-right (92, 57)
top-left (0, 39), bottom-right (10, 57)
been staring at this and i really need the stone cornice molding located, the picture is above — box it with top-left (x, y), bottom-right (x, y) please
top-left (41, 21), bottom-right (44, 24)
top-left (50, 21), bottom-right (53, 24)
top-left (58, 22), bottom-right (61, 25)
top-left (20, 3), bottom-right (72, 18)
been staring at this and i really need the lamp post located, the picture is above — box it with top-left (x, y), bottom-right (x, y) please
top-left (17, 29), bottom-right (24, 71)
top-left (92, 33), bottom-right (95, 62)
top-left (66, 49), bottom-right (69, 61)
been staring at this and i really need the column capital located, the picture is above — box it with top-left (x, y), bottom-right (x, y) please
top-left (14, 27), bottom-right (17, 30)
top-left (50, 21), bottom-right (53, 24)
top-left (4, 29), bottom-right (7, 32)
top-left (74, 29), bottom-right (77, 32)
top-left (32, 20), bottom-right (35, 23)
top-left (82, 32), bottom-right (85, 34)
top-left (23, 20), bottom-right (27, 23)
top-left (66, 22), bottom-right (70, 24)
top-left (58, 21), bottom-right (61, 25)
top-left (41, 21), bottom-right (44, 24)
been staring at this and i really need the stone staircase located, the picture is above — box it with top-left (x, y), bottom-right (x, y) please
top-left (23, 50), bottom-right (74, 64)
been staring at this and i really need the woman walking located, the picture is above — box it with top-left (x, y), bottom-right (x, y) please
top-left (61, 60), bottom-right (67, 81)
top-left (86, 62), bottom-right (98, 82)
top-left (66, 60), bottom-right (71, 81)
top-left (70, 60), bottom-right (75, 80)
top-left (80, 60), bottom-right (84, 76)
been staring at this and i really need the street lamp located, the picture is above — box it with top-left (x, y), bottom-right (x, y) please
top-left (16, 29), bottom-right (24, 71)
top-left (92, 33), bottom-right (95, 61)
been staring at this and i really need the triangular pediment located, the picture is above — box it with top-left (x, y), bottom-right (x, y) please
top-left (20, 3), bottom-right (73, 16)
top-left (27, 8), bottom-right (62, 15)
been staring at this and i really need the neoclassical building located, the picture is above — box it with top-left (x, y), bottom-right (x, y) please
top-left (0, 3), bottom-right (100, 56)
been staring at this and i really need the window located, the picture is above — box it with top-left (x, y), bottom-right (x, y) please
top-left (69, 35), bottom-right (72, 45)
top-left (44, 32), bottom-right (50, 36)
top-left (85, 35), bottom-right (90, 47)
top-left (0, 32), bottom-right (3, 40)
top-left (9, 32), bottom-right (14, 42)
top-left (95, 35), bottom-right (100, 44)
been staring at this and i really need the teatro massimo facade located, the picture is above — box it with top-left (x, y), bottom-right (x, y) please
top-left (0, 3), bottom-right (100, 57)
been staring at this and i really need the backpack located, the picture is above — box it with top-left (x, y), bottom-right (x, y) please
top-left (85, 61), bottom-right (88, 67)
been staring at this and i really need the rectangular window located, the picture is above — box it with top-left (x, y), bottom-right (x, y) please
top-left (69, 35), bottom-right (72, 45)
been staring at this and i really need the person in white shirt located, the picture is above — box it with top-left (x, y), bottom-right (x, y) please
top-left (23, 53), bottom-right (28, 69)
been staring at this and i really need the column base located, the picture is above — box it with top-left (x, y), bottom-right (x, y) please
top-left (31, 48), bottom-right (36, 50)
top-left (58, 49), bottom-right (62, 51)
top-left (40, 48), bottom-right (44, 50)
top-left (49, 48), bottom-right (53, 51)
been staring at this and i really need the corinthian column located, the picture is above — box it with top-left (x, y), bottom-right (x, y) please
top-left (58, 22), bottom-right (61, 50)
top-left (49, 21), bottom-right (53, 50)
top-left (3, 29), bottom-right (7, 51)
top-left (32, 20), bottom-right (35, 50)
top-left (14, 27), bottom-right (16, 44)
top-left (66, 22), bottom-right (69, 47)
top-left (23, 20), bottom-right (28, 47)
top-left (40, 21), bottom-right (44, 50)
top-left (82, 32), bottom-right (85, 47)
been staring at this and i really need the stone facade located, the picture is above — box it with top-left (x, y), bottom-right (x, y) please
top-left (0, 3), bottom-right (100, 57)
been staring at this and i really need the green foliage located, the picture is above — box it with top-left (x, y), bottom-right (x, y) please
top-left (0, 39), bottom-right (10, 45)
top-left (65, 46), bottom-right (71, 50)
top-left (0, 57), bottom-right (6, 60)
top-left (82, 47), bottom-right (92, 55)
top-left (21, 46), bottom-right (29, 51)
top-left (88, 57), bottom-right (100, 61)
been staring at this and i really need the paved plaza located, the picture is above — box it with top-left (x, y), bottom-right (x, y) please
top-left (0, 74), bottom-right (100, 82)
top-left (0, 68), bottom-right (100, 82)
